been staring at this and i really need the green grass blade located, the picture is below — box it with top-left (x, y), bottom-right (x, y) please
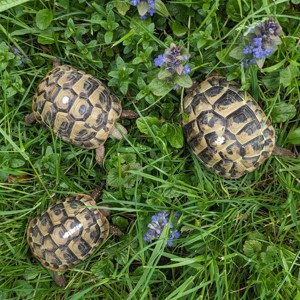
top-left (0, 0), bottom-right (30, 12)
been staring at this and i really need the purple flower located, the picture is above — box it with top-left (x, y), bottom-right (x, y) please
top-left (20, 56), bottom-right (27, 63)
top-left (242, 46), bottom-right (253, 55)
top-left (144, 212), bottom-right (180, 246)
top-left (154, 43), bottom-right (191, 89)
top-left (148, 7), bottom-right (156, 16)
top-left (174, 212), bottom-right (181, 219)
top-left (155, 44), bottom-right (190, 76)
top-left (167, 230), bottom-right (180, 246)
top-left (182, 64), bottom-right (191, 75)
top-left (11, 47), bottom-right (31, 64)
top-left (148, 0), bottom-right (155, 7)
top-left (130, 0), bottom-right (140, 5)
top-left (252, 47), bottom-right (264, 59)
top-left (154, 54), bottom-right (165, 67)
top-left (263, 48), bottom-right (273, 56)
top-left (12, 47), bottom-right (21, 55)
top-left (260, 18), bottom-right (282, 37)
top-left (242, 18), bottom-right (282, 67)
top-left (253, 37), bottom-right (262, 47)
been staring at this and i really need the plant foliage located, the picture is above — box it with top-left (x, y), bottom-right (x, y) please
top-left (0, 0), bottom-right (299, 299)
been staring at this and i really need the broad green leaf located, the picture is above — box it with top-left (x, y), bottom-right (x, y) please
top-left (91, 259), bottom-right (114, 278)
top-left (243, 240), bottom-right (262, 257)
top-left (120, 153), bottom-right (136, 164)
top-left (0, 0), bottom-right (29, 12)
top-left (226, 0), bottom-right (244, 22)
top-left (280, 64), bottom-right (300, 87)
top-left (216, 48), bottom-right (236, 65)
top-left (111, 216), bottom-right (129, 229)
top-left (229, 45), bottom-right (244, 60)
top-left (104, 31), bottom-right (113, 43)
top-left (23, 268), bottom-right (39, 280)
top-left (10, 159), bottom-right (25, 168)
top-left (119, 81), bottom-right (129, 95)
top-left (162, 123), bottom-right (184, 149)
top-left (148, 78), bottom-right (173, 96)
top-left (56, 0), bottom-right (69, 9)
top-left (132, 57), bottom-right (144, 64)
top-left (13, 280), bottom-right (33, 297)
top-left (157, 69), bottom-right (172, 80)
top-left (271, 103), bottom-right (296, 123)
top-left (170, 21), bottom-right (187, 37)
top-left (37, 31), bottom-right (55, 45)
top-left (174, 74), bottom-right (193, 88)
top-left (256, 58), bottom-right (266, 69)
top-left (136, 117), bottom-right (160, 135)
top-left (193, 25), bottom-right (213, 49)
top-left (161, 102), bottom-right (175, 119)
top-left (137, 1), bottom-right (149, 17)
top-left (261, 72), bottom-right (280, 90)
top-left (91, 13), bottom-right (103, 24)
top-left (265, 245), bottom-right (277, 257)
top-left (155, 0), bottom-right (169, 17)
top-left (36, 9), bottom-right (53, 30)
top-left (292, 0), bottom-right (300, 3)
top-left (113, 0), bottom-right (130, 15)
top-left (287, 128), bottom-right (300, 145)
top-left (115, 56), bottom-right (125, 69)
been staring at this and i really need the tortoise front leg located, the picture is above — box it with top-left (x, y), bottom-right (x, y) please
top-left (25, 112), bottom-right (36, 124)
top-left (121, 110), bottom-right (138, 119)
top-left (95, 145), bottom-right (105, 166)
top-left (109, 225), bottom-right (123, 236)
top-left (110, 123), bottom-right (128, 140)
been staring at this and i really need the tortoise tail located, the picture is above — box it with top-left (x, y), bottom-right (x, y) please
top-left (91, 182), bottom-right (105, 200)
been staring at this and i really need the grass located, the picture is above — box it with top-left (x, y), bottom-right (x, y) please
top-left (0, 0), bottom-right (299, 299)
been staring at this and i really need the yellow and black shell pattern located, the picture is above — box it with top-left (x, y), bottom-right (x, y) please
top-left (32, 65), bottom-right (122, 149)
top-left (182, 76), bottom-right (276, 179)
top-left (27, 194), bottom-right (109, 271)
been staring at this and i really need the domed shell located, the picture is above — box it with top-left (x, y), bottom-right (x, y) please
top-left (27, 194), bottom-right (109, 271)
top-left (182, 76), bottom-right (276, 179)
top-left (32, 64), bottom-right (122, 149)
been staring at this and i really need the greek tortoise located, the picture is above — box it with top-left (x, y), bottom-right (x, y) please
top-left (182, 75), bottom-right (295, 179)
top-left (27, 185), bottom-right (122, 286)
top-left (26, 63), bottom-right (137, 165)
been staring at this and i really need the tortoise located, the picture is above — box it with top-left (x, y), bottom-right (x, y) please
top-left (25, 63), bottom-right (137, 165)
top-left (27, 185), bottom-right (122, 286)
top-left (182, 75), bottom-right (295, 179)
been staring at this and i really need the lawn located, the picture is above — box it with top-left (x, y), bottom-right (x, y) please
top-left (0, 0), bottom-right (299, 299)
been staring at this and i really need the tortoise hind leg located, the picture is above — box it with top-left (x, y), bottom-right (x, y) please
top-left (110, 123), bottom-right (128, 140)
top-left (272, 145), bottom-right (295, 158)
top-left (25, 112), bottom-right (36, 124)
top-left (53, 271), bottom-right (66, 287)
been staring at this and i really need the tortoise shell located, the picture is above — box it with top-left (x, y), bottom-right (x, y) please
top-left (27, 194), bottom-right (109, 271)
top-left (182, 76), bottom-right (276, 179)
top-left (32, 64), bottom-right (122, 149)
